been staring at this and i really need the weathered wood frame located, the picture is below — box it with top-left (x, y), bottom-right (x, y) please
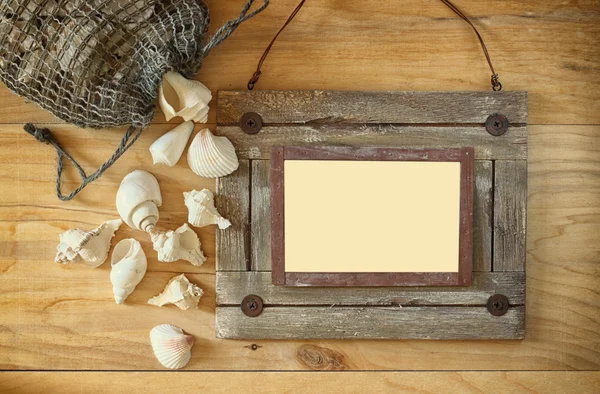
top-left (270, 146), bottom-right (475, 287)
top-left (215, 90), bottom-right (527, 340)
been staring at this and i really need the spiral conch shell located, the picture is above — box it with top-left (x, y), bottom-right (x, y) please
top-left (184, 189), bottom-right (231, 229)
top-left (187, 128), bottom-right (239, 178)
top-left (110, 239), bottom-right (147, 304)
top-left (148, 274), bottom-right (204, 310)
top-left (54, 219), bottom-right (122, 267)
top-left (149, 121), bottom-right (194, 167)
top-left (158, 71), bottom-right (211, 123)
top-left (150, 224), bottom-right (206, 267)
top-left (150, 324), bottom-right (194, 369)
top-left (116, 170), bottom-right (162, 232)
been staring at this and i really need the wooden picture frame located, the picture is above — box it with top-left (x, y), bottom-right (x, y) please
top-left (270, 146), bottom-right (474, 287)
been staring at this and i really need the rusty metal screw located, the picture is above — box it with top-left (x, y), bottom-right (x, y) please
top-left (241, 294), bottom-right (264, 317)
top-left (487, 294), bottom-right (509, 316)
top-left (240, 112), bottom-right (263, 134)
top-left (485, 113), bottom-right (509, 136)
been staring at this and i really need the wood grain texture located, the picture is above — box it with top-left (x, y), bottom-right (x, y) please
top-left (0, 0), bottom-right (598, 376)
top-left (216, 125), bottom-right (527, 160)
top-left (216, 271), bottom-right (525, 306)
top-left (217, 91), bottom-right (528, 124)
top-left (474, 161), bottom-right (493, 271)
top-left (216, 306), bottom-right (525, 339)
top-left (1, 372), bottom-right (599, 393)
top-left (250, 160), bottom-right (271, 271)
top-left (494, 160), bottom-right (528, 271)
top-left (216, 160), bottom-right (250, 271)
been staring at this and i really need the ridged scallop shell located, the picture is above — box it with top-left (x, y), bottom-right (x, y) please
top-left (149, 223), bottom-right (206, 266)
top-left (148, 274), bottom-right (204, 310)
top-left (184, 189), bottom-right (231, 229)
top-left (187, 129), bottom-right (239, 178)
top-left (54, 219), bottom-right (122, 267)
top-left (158, 71), bottom-right (211, 123)
top-left (150, 324), bottom-right (194, 369)
top-left (110, 239), bottom-right (147, 304)
top-left (149, 121), bottom-right (194, 167)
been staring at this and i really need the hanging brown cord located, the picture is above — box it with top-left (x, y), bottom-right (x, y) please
top-left (247, 0), bottom-right (502, 91)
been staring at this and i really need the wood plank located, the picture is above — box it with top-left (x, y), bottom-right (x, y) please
top-left (474, 161), bottom-right (493, 271)
top-left (216, 160), bottom-right (250, 271)
top-left (216, 271), bottom-right (525, 306)
top-left (494, 160), bottom-right (528, 271)
top-left (215, 125), bottom-right (527, 160)
top-left (2, 372), bottom-right (599, 393)
top-left (217, 91), bottom-right (528, 125)
top-left (6, 0), bottom-right (596, 125)
top-left (250, 160), bottom-right (271, 271)
top-left (216, 306), bottom-right (525, 339)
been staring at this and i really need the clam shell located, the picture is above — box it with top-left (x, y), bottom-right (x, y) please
top-left (54, 219), bottom-right (122, 267)
top-left (150, 324), bottom-right (194, 369)
top-left (150, 224), bottom-right (206, 267)
top-left (149, 121), bottom-right (194, 167)
top-left (187, 129), bottom-right (239, 178)
top-left (110, 239), bottom-right (147, 304)
top-left (184, 189), bottom-right (231, 229)
top-left (148, 274), bottom-right (204, 310)
top-left (158, 71), bottom-right (211, 123)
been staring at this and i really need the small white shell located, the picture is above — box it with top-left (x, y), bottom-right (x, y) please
top-left (150, 324), bottom-right (194, 369)
top-left (54, 219), bottom-right (122, 267)
top-left (150, 224), bottom-right (206, 266)
top-left (148, 274), bottom-right (204, 310)
top-left (184, 189), bottom-right (231, 229)
top-left (110, 238), bottom-right (147, 304)
top-left (158, 71), bottom-right (211, 123)
top-left (187, 129), bottom-right (239, 178)
top-left (149, 121), bottom-right (194, 166)
top-left (116, 170), bottom-right (162, 232)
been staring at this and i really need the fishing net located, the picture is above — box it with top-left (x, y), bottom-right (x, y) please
top-left (0, 0), bottom-right (268, 200)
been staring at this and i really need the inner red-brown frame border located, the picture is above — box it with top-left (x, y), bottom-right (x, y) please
top-left (271, 146), bottom-right (474, 287)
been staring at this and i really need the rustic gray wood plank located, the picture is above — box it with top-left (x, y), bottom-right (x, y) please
top-left (215, 125), bottom-right (527, 160)
top-left (216, 271), bottom-right (525, 306)
top-left (494, 160), bottom-right (528, 271)
top-left (216, 306), bottom-right (525, 339)
top-left (217, 91), bottom-right (528, 125)
top-left (474, 161), bottom-right (493, 271)
top-left (251, 160), bottom-right (271, 271)
top-left (216, 160), bottom-right (250, 271)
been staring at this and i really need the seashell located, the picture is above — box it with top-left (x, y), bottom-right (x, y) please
top-left (149, 121), bottom-right (194, 166)
top-left (148, 274), bottom-right (204, 310)
top-left (55, 219), bottom-right (122, 267)
top-left (158, 71), bottom-right (211, 123)
top-left (149, 324), bottom-right (194, 369)
top-left (184, 189), bottom-right (231, 229)
top-left (187, 129), bottom-right (239, 178)
top-left (110, 238), bottom-right (147, 304)
top-left (116, 170), bottom-right (162, 232)
top-left (150, 224), bottom-right (206, 267)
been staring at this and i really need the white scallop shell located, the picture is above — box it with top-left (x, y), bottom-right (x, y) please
top-left (150, 324), bottom-right (194, 369)
top-left (148, 274), bottom-right (204, 310)
top-left (54, 219), bottom-right (122, 267)
top-left (187, 129), bottom-right (239, 178)
top-left (158, 71), bottom-right (211, 123)
top-left (116, 170), bottom-right (162, 232)
top-left (110, 238), bottom-right (147, 304)
top-left (149, 121), bottom-right (194, 167)
top-left (184, 189), bottom-right (231, 229)
top-left (149, 223), bottom-right (206, 266)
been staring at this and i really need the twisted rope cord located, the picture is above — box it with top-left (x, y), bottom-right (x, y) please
top-left (24, 123), bottom-right (143, 201)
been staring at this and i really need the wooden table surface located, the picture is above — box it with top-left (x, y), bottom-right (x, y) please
top-left (1, 0), bottom-right (599, 392)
